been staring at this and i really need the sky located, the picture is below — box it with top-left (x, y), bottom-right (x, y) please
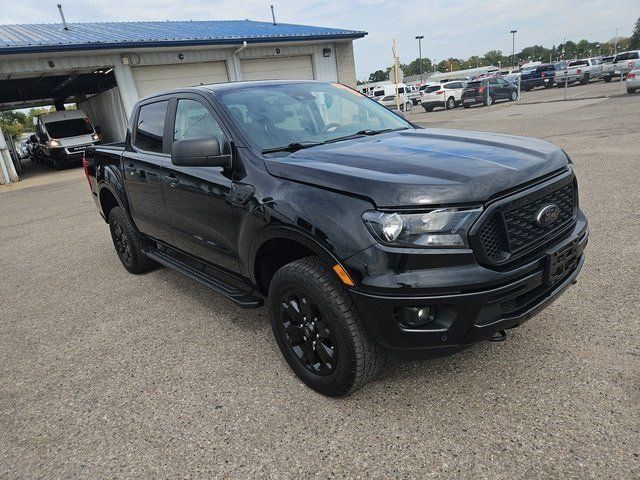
top-left (0, 0), bottom-right (636, 80)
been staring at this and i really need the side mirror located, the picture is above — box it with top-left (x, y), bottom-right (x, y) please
top-left (29, 134), bottom-right (37, 143)
top-left (94, 125), bottom-right (102, 135)
top-left (391, 108), bottom-right (406, 119)
top-left (171, 136), bottom-right (231, 168)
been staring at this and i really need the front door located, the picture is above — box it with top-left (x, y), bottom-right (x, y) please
top-left (161, 95), bottom-right (238, 272)
top-left (124, 99), bottom-right (172, 243)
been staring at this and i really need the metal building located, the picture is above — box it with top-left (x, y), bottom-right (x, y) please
top-left (0, 19), bottom-right (366, 183)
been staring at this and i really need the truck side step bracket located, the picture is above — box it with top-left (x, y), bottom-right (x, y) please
top-left (143, 247), bottom-right (264, 309)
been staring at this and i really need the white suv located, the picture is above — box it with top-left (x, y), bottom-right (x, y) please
top-left (420, 81), bottom-right (467, 112)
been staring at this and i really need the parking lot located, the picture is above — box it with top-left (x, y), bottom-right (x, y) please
top-left (1, 83), bottom-right (638, 478)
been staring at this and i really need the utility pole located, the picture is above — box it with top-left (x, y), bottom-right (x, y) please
top-left (510, 30), bottom-right (517, 69)
top-left (392, 39), bottom-right (400, 111)
top-left (415, 35), bottom-right (424, 83)
top-left (615, 28), bottom-right (618, 54)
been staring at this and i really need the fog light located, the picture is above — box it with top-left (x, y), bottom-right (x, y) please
top-left (397, 306), bottom-right (436, 328)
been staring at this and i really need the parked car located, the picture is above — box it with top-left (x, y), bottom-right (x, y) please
top-left (407, 85), bottom-right (422, 105)
top-left (461, 77), bottom-right (518, 107)
top-left (371, 83), bottom-right (409, 99)
top-left (600, 55), bottom-right (616, 80)
top-left (626, 60), bottom-right (640, 93)
top-left (555, 58), bottom-right (603, 86)
top-left (501, 69), bottom-right (522, 84)
top-left (377, 93), bottom-right (412, 112)
top-left (84, 80), bottom-right (588, 396)
top-left (420, 81), bottom-right (467, 111)
top-left (520, 63), bottom-right (566, 90)
top-left (31, 110), bottom-right (100, 169)
top-left (604, 50), bottom-right (640, 82)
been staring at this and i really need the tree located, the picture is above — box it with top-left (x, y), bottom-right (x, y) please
top-left (368, 70), bottom-right (387, 83)
top-left (630, 17), bottom-right (640, 49)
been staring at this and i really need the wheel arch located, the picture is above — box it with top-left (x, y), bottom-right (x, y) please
top-left (248, 226), bottom-right (346, 295)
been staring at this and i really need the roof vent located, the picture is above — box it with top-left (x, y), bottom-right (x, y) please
top-left (57, 4), bottom-right (69, 31)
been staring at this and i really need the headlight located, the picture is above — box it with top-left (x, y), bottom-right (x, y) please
top-left (362, 208), bottom-right (482, 247)
top-left (91, 133), bottom-right (99, 141)
top-left (48, 139), bottom-right (61, 147)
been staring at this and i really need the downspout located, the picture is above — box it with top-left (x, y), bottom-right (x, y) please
top-left (234, 41), bottom-right (248, 55)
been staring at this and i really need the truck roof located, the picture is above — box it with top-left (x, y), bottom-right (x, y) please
top-left (39, 109), bottom-right (89, 123)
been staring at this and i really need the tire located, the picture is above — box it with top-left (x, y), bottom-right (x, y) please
top-left (268, 256), bottom-right (388, 396)
top-left (405, 102), bottom-right (412, 112)
top-left (544, 81), bottom-right (553, 88)
top-left (628, 88), bottom-right (637, 94)
top-left (604, 76), bottom-right (611, 83)
top-left (446, 96), bottom-right (455, 110)
top-left (510, 90), bottom-right (518, 101)
top-left (484, 95), bottom-right (494, 107)
top-left (108, 207), bottom-right (157, 274)
top-left (580, 74), bottom-right (590, 85)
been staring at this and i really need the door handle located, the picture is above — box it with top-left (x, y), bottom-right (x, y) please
top-left (124, 163), bottom-right (137, 174)
top-left (163, 173), bottom-right (179, 186)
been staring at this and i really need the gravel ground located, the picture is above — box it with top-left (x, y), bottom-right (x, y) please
top-left (1, 88), bottom-right (638, 479)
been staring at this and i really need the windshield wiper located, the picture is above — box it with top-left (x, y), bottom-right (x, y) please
top-left (325, 127), bottom-right (409, 144)
top-left (262, 141), bottom-right (324, 154)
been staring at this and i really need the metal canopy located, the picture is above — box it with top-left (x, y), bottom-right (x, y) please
top-left (0, 68), bottom-right (116, 110)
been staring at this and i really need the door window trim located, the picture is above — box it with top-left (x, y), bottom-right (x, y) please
top-left (131, 96), bottom-right (173, 157)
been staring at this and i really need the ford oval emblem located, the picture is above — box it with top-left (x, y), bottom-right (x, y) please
top-left (535, 204), bottom-right (560, 227)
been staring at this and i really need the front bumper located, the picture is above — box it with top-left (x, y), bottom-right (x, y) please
top-left (50, 147), bottom-right (86, 166)
top-left (348, 216), bottom-right (588, 357)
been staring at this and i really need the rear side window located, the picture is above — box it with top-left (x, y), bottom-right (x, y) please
top-left (615, 51), bottom-right (639, 61)
top-left (425, 85), bottom-right (441, 93)
top-left (135, 101), bottom-right (168, 153)
top-left (569, 60), bottom-right (588, 67)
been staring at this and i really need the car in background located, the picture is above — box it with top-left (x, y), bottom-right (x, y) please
top-left (600, 55), bottom-right (616, 80)
top-left (31, 110), bottom-right (100, 169)
top-left (555, 58), bottom-right (603, 86)
top-left (520, 63), bottom-right (566, 90)
top-left (371, 83), bottom-right (410, 100)
top-left (377, 93), bottom-right (412, 112)
top-left (407, 85), bottom-right (422, 105)
top-left (501, 69), bottom-right (522, 84)
top-left (420, 81), bottom-right (467, 111)
top-left (626, 61), bottom-right (640, 93)
top-left (462, 77), bottom-right (518, 107)
top-left (605, 50), bottom-right (640, 82)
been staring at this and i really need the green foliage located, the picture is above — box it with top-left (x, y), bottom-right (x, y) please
top-left (630, 17), bottom-right (640, 49)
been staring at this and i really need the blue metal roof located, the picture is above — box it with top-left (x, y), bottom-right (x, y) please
top-left (0, 20), bottom-right (366, 55)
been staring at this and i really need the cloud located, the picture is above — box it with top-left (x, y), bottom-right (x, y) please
top-left (1, 0), bottom-right (636, 79)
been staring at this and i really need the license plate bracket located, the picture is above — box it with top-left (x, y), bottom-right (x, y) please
top-left (545, 238), bottom-right (582, 287)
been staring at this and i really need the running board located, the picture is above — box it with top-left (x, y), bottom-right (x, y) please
top-left (143, 247), bottom-right (264, 309)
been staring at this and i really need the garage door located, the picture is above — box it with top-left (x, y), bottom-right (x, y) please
top-left (132, 61), bottom-right (228, 97)
top-left (241, 56), bottom-right (314, 81)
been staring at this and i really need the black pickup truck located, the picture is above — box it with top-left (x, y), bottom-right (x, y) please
top-left (83, 80), bottom-right (588, 396)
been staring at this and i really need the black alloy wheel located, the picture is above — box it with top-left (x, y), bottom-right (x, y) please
top-left (111, 218), bottom-right (132, 266)
top-left (280, 291), bottom-right (337, 376)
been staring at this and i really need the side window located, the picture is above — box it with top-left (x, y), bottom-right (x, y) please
top-left (135, 101), bottom-right (168, 153)
top-left (488, 78), bottom-right (499, 85)
top-left (398, 87), bottom-right (405, 94)
top-left (174, 99), bottom-right (226, 148)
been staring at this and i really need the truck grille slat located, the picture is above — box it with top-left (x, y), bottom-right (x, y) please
top-left (474, 175), bottom-right (577, 266)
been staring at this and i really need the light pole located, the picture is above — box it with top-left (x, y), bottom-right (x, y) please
top-left (510, 30), bottom-right (517, 69)
top-left (415, 35), bottom-right (424, 83)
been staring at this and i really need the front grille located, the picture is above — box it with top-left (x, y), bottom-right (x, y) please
top-left (475, 175), bottom-right (577, 266)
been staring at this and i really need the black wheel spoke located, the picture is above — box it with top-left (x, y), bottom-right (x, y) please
top-left (279, 289), bottom-right (337, 376)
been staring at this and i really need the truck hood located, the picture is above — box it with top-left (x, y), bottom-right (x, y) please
top-left (264, 128), bottom-right (569, 207)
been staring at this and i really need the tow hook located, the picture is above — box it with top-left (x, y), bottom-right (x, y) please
top-left (490, 330), bottom-right (508, 342)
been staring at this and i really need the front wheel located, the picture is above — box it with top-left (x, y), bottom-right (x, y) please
top-left (580, 74), bottom-right (590, 85)
top-left (446, 96), bottom-right (456, 109)
top-left (484, 95), bottom-right (494, 106)
top-left (510, 90), bottom-right (518, 101)
top-left (268, 257), bottom-right (388, 396)
top-left (628, 88), bottom-right (637, 94)
top-left (604, 76), bottom-right (611, 83)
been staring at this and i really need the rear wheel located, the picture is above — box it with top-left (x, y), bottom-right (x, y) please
top-left (628, 88), bottom-right (637, 94)
top-left (484, 95), bottom-right (494, 107)
top-left (108, 207), bottom-right (157, 274)
top-left (510, 90), bottom-right (518, 101)
top-left (405, 101), bottom-right (412, 112)
top-left (268, 257), bottom-right (388, 396)
top-left (580, 74), bottom-right (590, 85)
top-left (604, 76), bottom-right (611, 83)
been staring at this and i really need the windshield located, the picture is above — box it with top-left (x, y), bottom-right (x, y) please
top-left (45, 118), bottom-right (94, 138)
top-left (216, 82), bottom-right (411, 152)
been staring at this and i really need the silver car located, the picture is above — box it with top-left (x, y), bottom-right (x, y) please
top-left (626, 61), bottom-right (640, 94)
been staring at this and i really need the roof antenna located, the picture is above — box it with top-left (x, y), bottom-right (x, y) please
top-left (270, 5), bottom-right (276, 25)
top-left (57, 4), bottom-right (69, 30)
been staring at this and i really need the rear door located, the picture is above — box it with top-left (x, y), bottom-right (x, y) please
top-left (124, 98), bottom-right (173, 243)
top-left (161, 94), bottom-right (238, 272)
